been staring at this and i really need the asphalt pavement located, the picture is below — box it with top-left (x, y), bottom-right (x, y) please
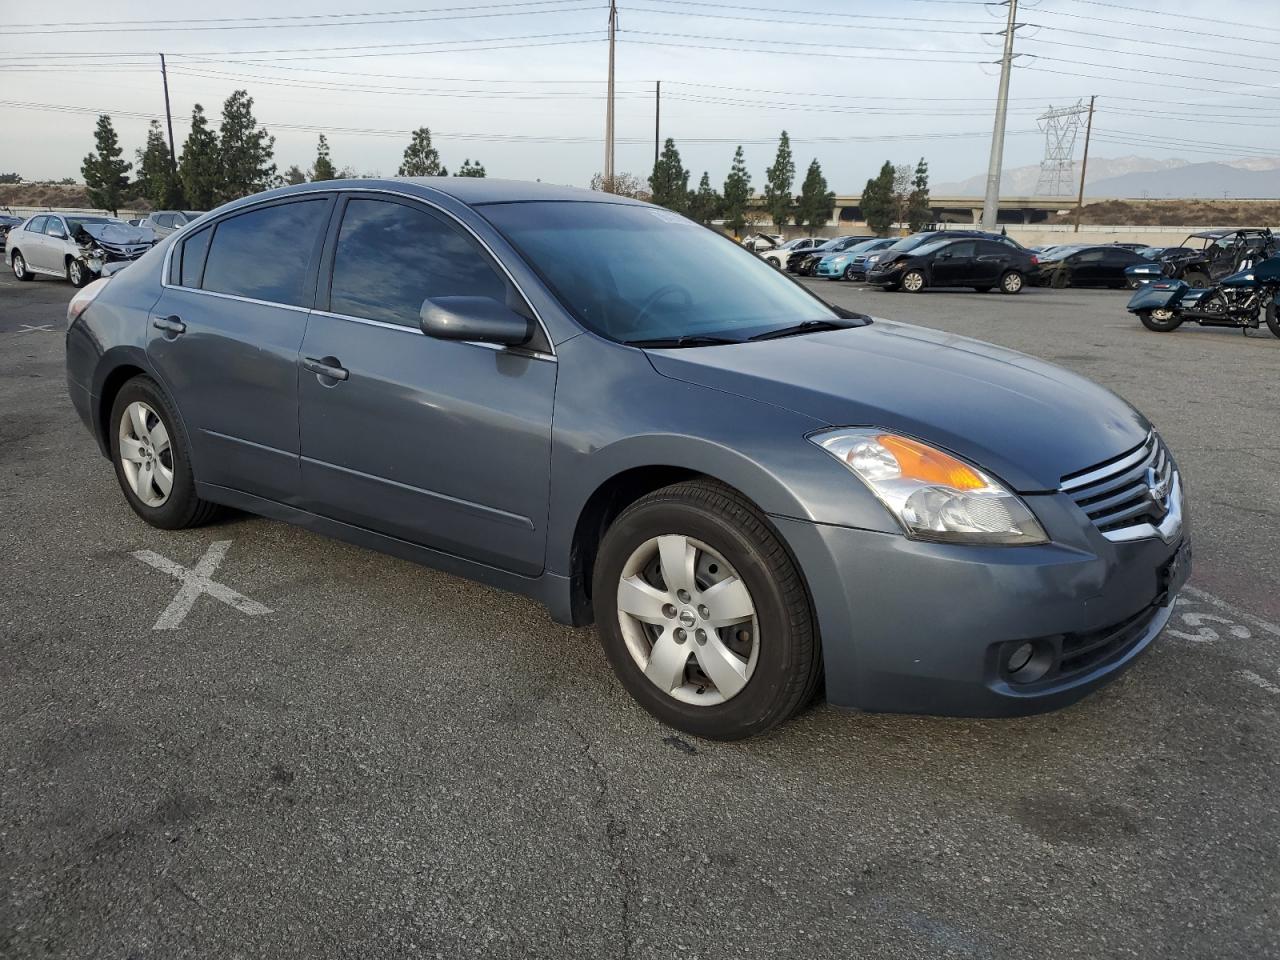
top-left (2, 269), bottom-right (1278, 959)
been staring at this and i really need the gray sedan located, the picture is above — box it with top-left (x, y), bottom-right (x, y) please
top-left (64, 178), bottom-right (1190, 739)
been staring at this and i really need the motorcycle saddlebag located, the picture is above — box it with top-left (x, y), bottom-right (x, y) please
top-left (1127, 279), bottom-right (1186, 313)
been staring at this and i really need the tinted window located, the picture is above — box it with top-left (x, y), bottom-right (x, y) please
top-left (481, 201), bottom-right (837, 343)
top-left (201, 200), bottom-right (328, 306)
top-left (977, 240), bottom-right (1009, 256)
top-left (943, 241), bottom-right (976, 258)
top-left (177, 226), bottom-right (213, 288)
top-left (1074, 249), bottom-right (1106, 263)
top-left (328, 198), bottom-right (511, 328)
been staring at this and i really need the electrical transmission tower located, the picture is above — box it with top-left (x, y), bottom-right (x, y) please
top-left (1034, 101), bottom-right (1088, 197)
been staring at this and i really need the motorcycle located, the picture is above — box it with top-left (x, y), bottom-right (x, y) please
top-left (1127, 254), bottom-right (1280, 338)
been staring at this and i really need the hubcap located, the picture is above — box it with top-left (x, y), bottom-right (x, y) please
top-left (616, 534), bottom-right (759, 706)
top-left (118, 401), bottom-right (174, 507)
top-left (1005, 274), bottom-right (1021, 291)
top-left (70, 261), bottom-right (82, 283)
top-left (904, 273), bottom-right (923, 291)
top-left (13, 255), bottom-right (24, 278)
top-left (1152, 308), bottom-right (1174, 321)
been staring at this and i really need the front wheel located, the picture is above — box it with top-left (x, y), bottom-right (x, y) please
top-left (67, 258), bottom-right (90, 287)
top-left (11, 251), bottom-right (31, 281)
top-left (592, 480), bottom-right (821, 740)
top-left (1183, 271), bottom-right (1210, 288)
top-left (1266, 298), bottom-right (1280, 339)
top-left (1139, 307), bottom-right (1182, 333)
top-left (844, 265), bottom-right (858, 281)
top-left (901, 269), bottom-right (926, 293)
top-left (999, 270), bottom-right (1024, 295)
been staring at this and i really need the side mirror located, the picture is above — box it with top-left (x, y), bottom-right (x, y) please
top-left (420, 296), bottom-right (532, 346)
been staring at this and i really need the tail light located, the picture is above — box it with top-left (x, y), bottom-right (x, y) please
top-left (1030, 255), bottom-right (1039, 265)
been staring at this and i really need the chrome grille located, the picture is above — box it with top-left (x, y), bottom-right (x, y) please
top-left (1061, 433), bottom-right (1177, 541)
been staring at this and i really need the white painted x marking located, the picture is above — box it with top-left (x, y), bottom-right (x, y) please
top-left (132, 540), bottom-right (272, 630)
top-left (17, 324), bottom-right (54, 333)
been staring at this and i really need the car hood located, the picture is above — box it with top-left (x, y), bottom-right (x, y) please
top-left (77, 222), bottom-right (156, 245)
top-left (646, 320), bottom-right (1150, 492)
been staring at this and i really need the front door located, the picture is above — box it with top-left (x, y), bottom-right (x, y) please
top-left (298, 195), bottom-right (556, 576)
top-left (931, 240), bottom-right (976, 286)
top-left (145, 196), bottom-right (334, 505)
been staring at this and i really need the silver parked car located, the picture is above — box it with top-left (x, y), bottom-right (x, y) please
top-left (139, 210), bottom-right (206, 238)
top-left (7, 214), bottom-right (156, 286)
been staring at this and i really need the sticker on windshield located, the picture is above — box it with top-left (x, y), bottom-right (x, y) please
top-left (648, 210), bottom-right (690, 225)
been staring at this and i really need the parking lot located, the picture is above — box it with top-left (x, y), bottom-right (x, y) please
top-left (2, 270), bottom-right (1278, 958)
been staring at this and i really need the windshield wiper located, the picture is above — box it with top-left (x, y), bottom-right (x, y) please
top-left (746, 318), bottom-right (862, 341)
top-left (625, 334), bottom-right (742, 348)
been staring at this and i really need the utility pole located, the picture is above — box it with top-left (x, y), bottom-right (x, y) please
top-left (980, 0), bottom-right (1019, 231)
top-left (1073, 95), bottom-right (1096, 234)
top-left (160, 53), bottom-right (177, 170)
top-left (654, 80), bottom-right (661, 170)
top-left (604, 0), bottom-right (618, 188)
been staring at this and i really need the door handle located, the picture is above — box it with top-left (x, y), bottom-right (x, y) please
top-left (303, 356), bottom-right (349, 382)
top-left (152, 316), bottom-right (186, 335)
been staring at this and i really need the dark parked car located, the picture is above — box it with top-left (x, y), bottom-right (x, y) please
top-left (789, 235), bottom-right (873, 275)
top-left (1034, 245), bottom-right (1150, 289)
top-left (65, 178), bottom-right (1189, 739)
top-left (0, 214), bottom-right (23, 253)
top-left (814, 237), bottom-right (898, 280)
top-left (866, 236), bottom-right (1036, 293)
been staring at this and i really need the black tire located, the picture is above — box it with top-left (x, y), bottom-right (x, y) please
top-left (592, 479), bottom-right (821, 740)
top-left (973, 286), bottom-right (992, 293)
top-left (1266, 298), bottom-right (1280, 339)
top-left (11, 250), bottom-right (32, 281)
top-left (843, 265), bottom-right (858, 281)
top-left (901, 269), bottom-right (926, 293)
top-left (108, 375), bottom-right (221, 529)
top-left (1139, 308), bottom-right (1182, 333)
top-left (67, 258), bottom-right (90, 288)
top-left (999, 270), bottom-right (1024, 295)
top-left (1183, 271), bottom-right (1210, 289)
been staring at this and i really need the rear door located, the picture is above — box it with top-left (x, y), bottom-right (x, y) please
top-left (145, 195), bottom-right (334, 505)
top-left (17, 217), bottom-right (48, 270)
top-left (297, 194), bottom-right (557, 575)
top-left (972, 240), bottom-right (1011, 285)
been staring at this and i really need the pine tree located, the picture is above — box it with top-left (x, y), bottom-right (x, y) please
top-left (283, 165), bottom-right (308, 185)
top-left (649, 138), bottom-right (689, 213)
top-left (907, 157), bottom-right (932, 232)
top-left (721, 145), bottom-right (752, 237)
top-left (398, 128), bottom-right (446, 177)
top-left (763, 131), bottom-right (796, 230)
top-left (135, 120), bottom-right (183, 210)
top-left (218, 90), bottom-right (276, 202)
top-left (795, 158), bottom-right (834, 234)
top-left (861, 161), bottom-right (897, 236)
top-left (457, 158), bottom-right (487, 177)
top-left (310, 134), bottom-right (336, 182)
top-left (81, 115), bottom-right (131, 215)
top-left (689, 171), bottom-right (722, 226)
top-left (179, 104), bottom-right (222, 209)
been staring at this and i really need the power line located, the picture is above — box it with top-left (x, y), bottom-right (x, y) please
top-left (1042, 0), bottom-right (1280, 34)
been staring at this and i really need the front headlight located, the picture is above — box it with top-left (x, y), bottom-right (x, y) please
top-left (831, 255), bottom-right (848, 265)
top-left (810, 428), bottom-right (1047, 545)
top-left (867, 254), bottom-right (881, 263)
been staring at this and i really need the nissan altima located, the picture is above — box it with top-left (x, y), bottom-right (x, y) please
top-left (65, 179), bottom-right (1190, 740)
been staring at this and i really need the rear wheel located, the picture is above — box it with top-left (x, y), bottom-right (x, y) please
top-left (592, 479), bottom-right (821, 740)
top-left (11, 251), bottom-right (31, 281)
top-left (901, 269), bottom-right (926, 293)
top-left (999, 271), bottom-right (1024, 295)
top-left (1140, 307), bottom-right (1182, 333)
top-left (1183, 270), bottom-right (1210, 288)
top-left (109, 376), bottom-right (221, 529)
top-left (1266, 298), bottom-right (1280, 339)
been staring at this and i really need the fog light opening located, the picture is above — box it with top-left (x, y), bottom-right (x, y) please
top-left (1003, 639), bottom-right (1054, 684)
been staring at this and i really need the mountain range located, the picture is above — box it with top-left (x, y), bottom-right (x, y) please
top-left (935, 155), bottom-right (1280, 199)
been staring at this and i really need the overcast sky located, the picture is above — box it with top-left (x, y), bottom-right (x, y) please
top-left (1, 0), bottom-right (1277, 193)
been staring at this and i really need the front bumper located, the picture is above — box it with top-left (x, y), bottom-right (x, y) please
top-left (770, 488), bottom-right (1190, 716)
top-left (815, 259), bottom-right (847, 277)
top-left (866, 264), bottom-right (904, 285)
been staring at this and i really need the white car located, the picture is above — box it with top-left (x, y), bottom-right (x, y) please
top-left (759, 236), bottom-right (828, 269)
top-left (7, 214), bottom-right (156, 287)
top-left (139, 210), bottom-right (205, 238)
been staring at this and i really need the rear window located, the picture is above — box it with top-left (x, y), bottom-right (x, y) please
top-left (201, 199), bottom-right (329, 307)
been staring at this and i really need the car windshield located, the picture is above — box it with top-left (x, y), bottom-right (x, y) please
top-left (481, 201), bottom-right (838, 343)
top-left (911, 238), bottom-right (954, 257)
top-left (65, 216), bottom-right (115, 231)
top-left (885, 233), bottom-right (939, 254)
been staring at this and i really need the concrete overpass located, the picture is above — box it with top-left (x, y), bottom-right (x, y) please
top-left (748, 195), bottom-right (1076, 226)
